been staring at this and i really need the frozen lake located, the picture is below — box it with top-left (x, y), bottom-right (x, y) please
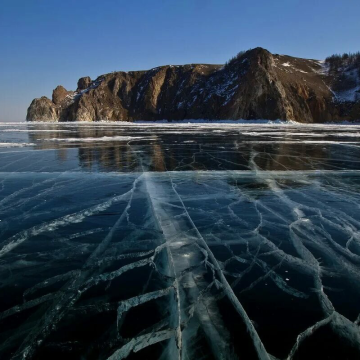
top-left (1, 121), bottom-right (360, 359)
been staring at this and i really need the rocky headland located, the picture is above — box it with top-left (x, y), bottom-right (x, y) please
top-left (27, 48), bottom-right (360, 123)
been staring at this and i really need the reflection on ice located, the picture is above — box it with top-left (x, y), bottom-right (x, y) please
top-left (1, 122), bottom-right (360, 359)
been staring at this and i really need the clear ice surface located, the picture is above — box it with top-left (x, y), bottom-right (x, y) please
top-left (1, 121), bottom-right (360, 359)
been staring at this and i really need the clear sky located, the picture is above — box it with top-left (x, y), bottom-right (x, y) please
top-left (1, 0), bottom-right (360, 122)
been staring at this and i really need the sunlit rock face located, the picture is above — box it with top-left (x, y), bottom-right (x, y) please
top-left (26, 96), bottom-right (58, 122)
top-left (1, 121), bottom-right (360, 359)
top-left (26, 48), bottom-right (360, 123)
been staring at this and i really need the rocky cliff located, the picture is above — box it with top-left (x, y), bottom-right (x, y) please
top-left (26, 48), bottom-right (360, 123)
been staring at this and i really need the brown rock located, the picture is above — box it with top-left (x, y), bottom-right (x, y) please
top-left (77, 77), bottom-right (92, 91)
top-left (26, 97), bottom-right (58, 122)
top-left (26, 48), bottom-right (360, 122)
top-left (52, 85), bottom-right (69, 105)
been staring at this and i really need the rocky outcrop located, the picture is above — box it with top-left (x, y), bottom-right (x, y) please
top-left (26, 97), bottom-right (58, 121)
top-left (77, 76), bottom-right (92, 91)
top-left (27, 48), bottom-right (360, 123)
top-left (52, 86), bottom-right (72, 105)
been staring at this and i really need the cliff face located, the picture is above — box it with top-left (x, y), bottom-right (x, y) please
top-left (26, 48), bottom-right (360, 123)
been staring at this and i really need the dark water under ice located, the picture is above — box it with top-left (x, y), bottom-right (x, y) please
top-left (1, 121), bottom-right (360, 360)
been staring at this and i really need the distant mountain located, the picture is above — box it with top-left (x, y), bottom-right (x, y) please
top-left (26, 48), bottom-right (360, 123)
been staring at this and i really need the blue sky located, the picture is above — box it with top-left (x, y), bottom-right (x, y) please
top-left (1, 0), bottom-right (360, 121)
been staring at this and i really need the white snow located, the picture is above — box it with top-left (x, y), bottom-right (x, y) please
top-left (333, 68), bottom-right (360, 103)
top-left (0, 142), bottom-right (35, 147)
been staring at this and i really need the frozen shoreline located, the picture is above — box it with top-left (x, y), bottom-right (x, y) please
top-left (1, 119), bottom-right (360, 126)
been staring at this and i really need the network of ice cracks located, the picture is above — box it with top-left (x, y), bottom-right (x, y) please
top-left (1, 122), bottom-right (360, 359)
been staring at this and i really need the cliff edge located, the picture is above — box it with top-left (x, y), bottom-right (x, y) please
top-left (26, 48), bottom-right (360, 123)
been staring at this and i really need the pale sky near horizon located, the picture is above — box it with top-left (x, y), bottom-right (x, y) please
top-left (1, 0), bottom-right (360, 122)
